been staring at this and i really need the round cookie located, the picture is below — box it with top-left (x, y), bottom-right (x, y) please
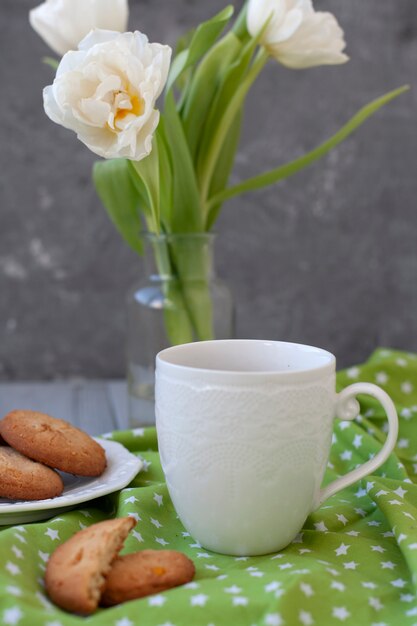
top-left (101, 550), bottom-right (195, 606)
top-left (0, 410), bottom-right (106, 476)
top-left (45, 517), bottom-right (136, 615)
top-left (0, 447), bottom-right (64, 501)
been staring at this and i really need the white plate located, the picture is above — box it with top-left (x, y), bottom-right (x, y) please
top-left (0, 439), bottom-right (143, 525)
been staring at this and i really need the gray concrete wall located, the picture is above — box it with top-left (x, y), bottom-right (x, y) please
top-left (1, 0), bottom-right (416, 380)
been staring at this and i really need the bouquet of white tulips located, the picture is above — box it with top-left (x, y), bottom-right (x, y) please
top-left (32, 0), bottom-right (407, 345)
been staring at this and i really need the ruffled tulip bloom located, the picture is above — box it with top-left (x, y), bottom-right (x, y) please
top-left (43, 30), bottom-right (172, 160)
top-left (247, 0), bottom-right (348, 69)
top-left (29, 0), bottom-right (129, 56)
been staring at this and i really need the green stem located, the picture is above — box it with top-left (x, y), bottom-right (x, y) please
top-left (199, 47), bottom-right (269, 211)
top-left (206, 85), bottom-right (410, 213)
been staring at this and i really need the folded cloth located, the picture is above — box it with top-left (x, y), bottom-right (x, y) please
top-left (0, 348), bottom-right (417, 626)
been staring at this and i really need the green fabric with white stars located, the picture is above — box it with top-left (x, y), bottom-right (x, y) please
top-left (1, 348), bottom-right (417, 626)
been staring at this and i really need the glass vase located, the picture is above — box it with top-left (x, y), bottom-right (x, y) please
top-left (127, 233), bottom-right (235, 426)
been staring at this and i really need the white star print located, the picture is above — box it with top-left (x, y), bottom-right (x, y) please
top-left (6, 562), bottom-right (21, 576)
top-left (196, 552), bottom-right (211, 558)
top-left (314, 521), bottom-right (328, 532)
top-left (3, 608), bottom-right (23, 625)
top-left (224, 586), bottom-right (242, 594)
top-left (127, 512), bottom-right (141, 522)
top-left (115, 619), bottom-right (134, 626)
top-left (13, 534), bottom-right (26, 544)
top-left (336, 514), bottom-right (348, 525)
top-left (340, 450), bottom-right (352, 461)
top-left (38, 551), bottom-right (49, 563)
top-left (397, 533), bottom-right (407, 542)
top-left (382, 531), bottom-right (394, 538)
top-left (371, 546), bottom-right (386, 553)
top-left (299, 610), bottom-right (314, 625)
top-left (153, 493), bottom-right (163, 506)
top-left (132, 428), bottom-right (145, 436)
top-left (44, 528), bottom-right (59, 541)
top-left (189, 542), bottom-right (202, 549)
top-left (401, 381), bottom-right (413, 394)
top-left (381, 561), bottom-right (396, 570)
top-left (355, 488), bottom-right (367, 498)
top-left (406, 607), bottom-right (417, 617)
top-left (355, 508), bottom-right (366, 517)
top-left (375, 372), bottom-right (388, 385)
top-left (408, 543), bottom-right (417, 550)
top-left (394, 486), bottom-right (407, 498)
top-left (232, 597), bottom-right (249, 606)
top-left (332, 607), bottom-right (350, 621)
top-left (150, 518), bottom-right (163, 528)
top-left (141, 459), bottom-right (152, 472)
top-left (265, 614), bottom-right (283, 626)
top-left (375, 490), bottom-right (388, 497)
top-left (11, 546), bottom-right (23, 560)
top-left (155, 537), bottom-right (169, 546)
top-left (353, 435), bottom-right (363, 449)
top-left (299, 548), bottom-right (312, 554)
top-left (345, 530), bottom-right (360, 537)
top-left (368, 521), bottom-right (381, 527)
top-left (339, 421), bottom-right (351, 430)
top-left (347, 367), bottom-right (360, 379)
top-left (401, 408), bottom-right (412, 419)
top-left (148, 595), bottom-right (166, 606)
top-left (300, 583), bottom-right (314, 597)
top-left (265, 582), bottom-right (281, 592)
top-left (335, 543), bottom-right (350, 556)
top-left (132, 530), bottom-right (144, 542)
top-left (184, 582), bottom-right (200, 589)
top-left (205, 564), bottom-right (219, 571)
top-left (369, 597), bottom-right (384, 611)
top-left (251, 570), bottom-right (265, 576)
top-left (278, 564), bottom-right (292, 571)
top-left (343, 561), bottom-right (358, 570)
top-left (362, 582), bottom-right (378, 589)
top-left (391, 578), bottom-right (407, 588)
top-left (124, 496), bottom-right (139, 504)
top-left (389, 499), bottom-right (403, 506)
top-left (327, 568), bottom-right (341, 577)
top-left (190, 594), bottom-right (208, 606)
top-left (398, 439), bottom-right (409, 449)
top-left (182, 532), bottom-right (190, 537)
top-left (404, 512), bottom-right (415, 521)
top-left (5, 587), bottom-right (22, 597)
top-left (400, 594), bottom-right (414, 602)
top-left (331, 581), bottom-right (346, 591)
top-left (235, 556), bottom-right (249, 561)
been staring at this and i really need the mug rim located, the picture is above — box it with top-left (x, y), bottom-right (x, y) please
top-left (156, 339), bottom-right (336, 381)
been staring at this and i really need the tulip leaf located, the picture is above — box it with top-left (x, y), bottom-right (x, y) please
top-left (182, 31), bottom-right (242, 160)
top-left (161, 94), bottom-right (203, 232)
top-left (206, 85), bottom-right (411, 222)
top-left (130, 141), bottom-right (161, 233)
top-left (155, 126), bottom-right (173, 229)
top-left (166, 5), bottom-right (234, 94)
top-left (198, 46), bottom-right (269, 203)
top-left (206, 111), bottom-right (242, 230)
top-left (92, 159), bottom-right (144, 255)
top-left (232, 2), bottom-right (250, 42)
top-left (42, 56), bottom-right (59, 70)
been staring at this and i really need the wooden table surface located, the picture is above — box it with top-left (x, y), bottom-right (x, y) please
top-left (0, 380), bottom-right (140, 435)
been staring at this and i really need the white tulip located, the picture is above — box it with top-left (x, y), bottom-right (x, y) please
top-left (247, 0), bottom-right (348, 69)
top-left (29, 0), bottom-right (129, 56)
top-left (43, 30), bottom-right (172, 160)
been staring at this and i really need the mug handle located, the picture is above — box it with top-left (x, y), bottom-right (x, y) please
top-left (315, 382), bottom-right (399, 509)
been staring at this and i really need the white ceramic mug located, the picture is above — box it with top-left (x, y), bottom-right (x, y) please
top-left (155, 340), bottom-right (398, 556)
